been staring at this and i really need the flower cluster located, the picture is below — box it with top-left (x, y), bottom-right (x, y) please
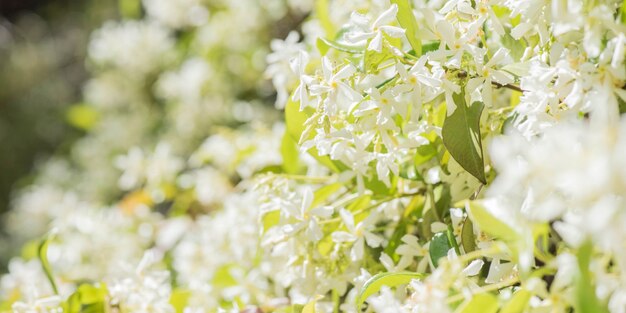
top-left (2, 0), bottom-right (626, 313)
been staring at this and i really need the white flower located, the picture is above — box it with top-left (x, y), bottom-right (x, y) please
top-left (466, 48), bottom-right (514, 107)
top-left (108, 251), bottom-right (174, 313)
top-left (368, 286), bottom-right (408, 313)
top-left (115, 147), bottom-right (146, 190)
top-left (266, 31), bottom-right (306, 109)
top-left (332, 208), bottom-right (383, 261)
top-left (344, 4), bottom-right (406, 52)
top-left (12, 295), bottom-right (63, 313)
top-left (309, 57), bottom-right (361, 114)
top-left (282, 188), bottom-right (334, 242)
top-left (88, 20), bottom-right (174, 76)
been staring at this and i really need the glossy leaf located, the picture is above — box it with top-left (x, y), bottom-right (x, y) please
top-left (429, 232), bottom-right (452, 268)
top-left (461, 217), bottom-right (477, 253)
top-left (357, 272), bottom-right (424, 310)
top-left (442, 92), bottom-right (486, 184)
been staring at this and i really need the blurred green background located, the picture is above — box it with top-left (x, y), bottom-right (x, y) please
top-left (0, 0), bottom-right (117, 217)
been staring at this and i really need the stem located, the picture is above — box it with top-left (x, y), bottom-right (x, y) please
top-left (318, 190), bottom-right (426, 225)
top-left (492, 81), bottom-right (524, 93)
top-left (447, 223), bottom-right (461, 255)
top-left (427, 185), bottom-right (442, 222)
top-left (447, 276), bottom-right (520, 304)
top-left (278, 174), bottom-right (333, 183)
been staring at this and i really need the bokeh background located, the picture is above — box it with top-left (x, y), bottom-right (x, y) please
top-left (0, 0), bottom-right (117, 216)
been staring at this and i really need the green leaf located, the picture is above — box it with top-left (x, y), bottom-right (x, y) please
top-left (317, 37), bottom-right (365, 55)
top-left (118, 0), bottom-right (141, 19)
top-left (364, 175), bottom-right (394, 195)
top-left (76, 284), bottom-right (107, 305)
top-left (364, 48), bottom-right (394, 74)
top-left (384, 220), bottom-right (408, 261)
top-left (285, 99), bottom-right (310, 143)
top-left (500, 289), bottom-right (531, 313)
top-left (421, 41), bottom-right (440, 54)
top-left (461, 217), bottom-right (477, 253)
top-left (399, 161), bottom-right (422, 181)
top-left (347, 195), bottom-right (372, 213)
top-left (456, 293), bottom-right (499, 313)
top-left (285, 98), bottom-right (341, 173)
top-left (442, 91), bottom-right (486, 184)
top-left (429, 232), bottom-right (452, 268)
top-left (402, 195), bottom-right (425, 219)
top-left (418, 208), bottom-right (436, 241)
top-left (38, 233), bottom-right (59, 295)
top-left (20, 239), bottom-right (40, 260)
top-left (64, 284), bottom-right (108, 313)
top-left (281, 130), bottom-right (302, 174)
top-left (315, 0), bottom-right (335, 37)
top-left (390, 0), bottom-right (421, 56)
top-left (357, 272), bottom-right (424, 310)
top-left (302, 295), bottom-right (323, 313)
top-left (81, 303), bottom-right (105, 313)
top-left (414, 143), bottom-right (438, 166)
top-left (312, 183), bottom-right (343, 207)
top-left (575, 241), bottom-right (609, 313)
top-left (501, 33), bottom-right (526, 62)
top-left (66, 104), bottom-right (99, 131)
top-left (213, 264), bottom-right (238, 288)
top-left (466, 200), bottom-right (519, 242)
top-left (622, 0), bottom-right (626, 24)
top-left (170, 289), bottom-right (191, 313)
top-left (261, 210), bottom-right (281, 234)
top-left (501, 62), bottom-right (530, 78)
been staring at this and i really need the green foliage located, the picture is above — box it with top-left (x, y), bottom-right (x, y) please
top-left (429, 232), bottom-right (452, 267)
top-left (364, 47), bottom-right (395, 74)
top-left (64, 284), bottom-right (108, 313)
top-left (312, 183), bottom-right (343, 207)
top-left (315, 0), bottom-right (336, 37)
top-left (262, 210), bottom-right (281, 234)
top-left (316, 38), bottom-right (365, 56)
top-left (357, 272), bottom-right (424, 310)
top-left (442, 92), bottom-right (486, 184)
top-left (575, 241), bottom-right (609, 313)
top-left (170, 289), bottom-right (192, 313)
top-left (281, 130), bottom-right (303, 174)
top-left (465, 201), bottom-right (519, 242)
top-left (118, 0), bottom-right (142, 18)
top-left (390, 0), bottom-right (422, 56)
top-left (500, 289), bottom-right (531, 313)
top-left (461, 217), bottom-right (477, 253)
top-left (455, 293), bottom-right (498, 313)
top-left (285, 98), bottom-right (341, 172)
top-left (66, 104), bottom-right (100, 131)
top-left (38, 233), bottom-right (59, 295)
